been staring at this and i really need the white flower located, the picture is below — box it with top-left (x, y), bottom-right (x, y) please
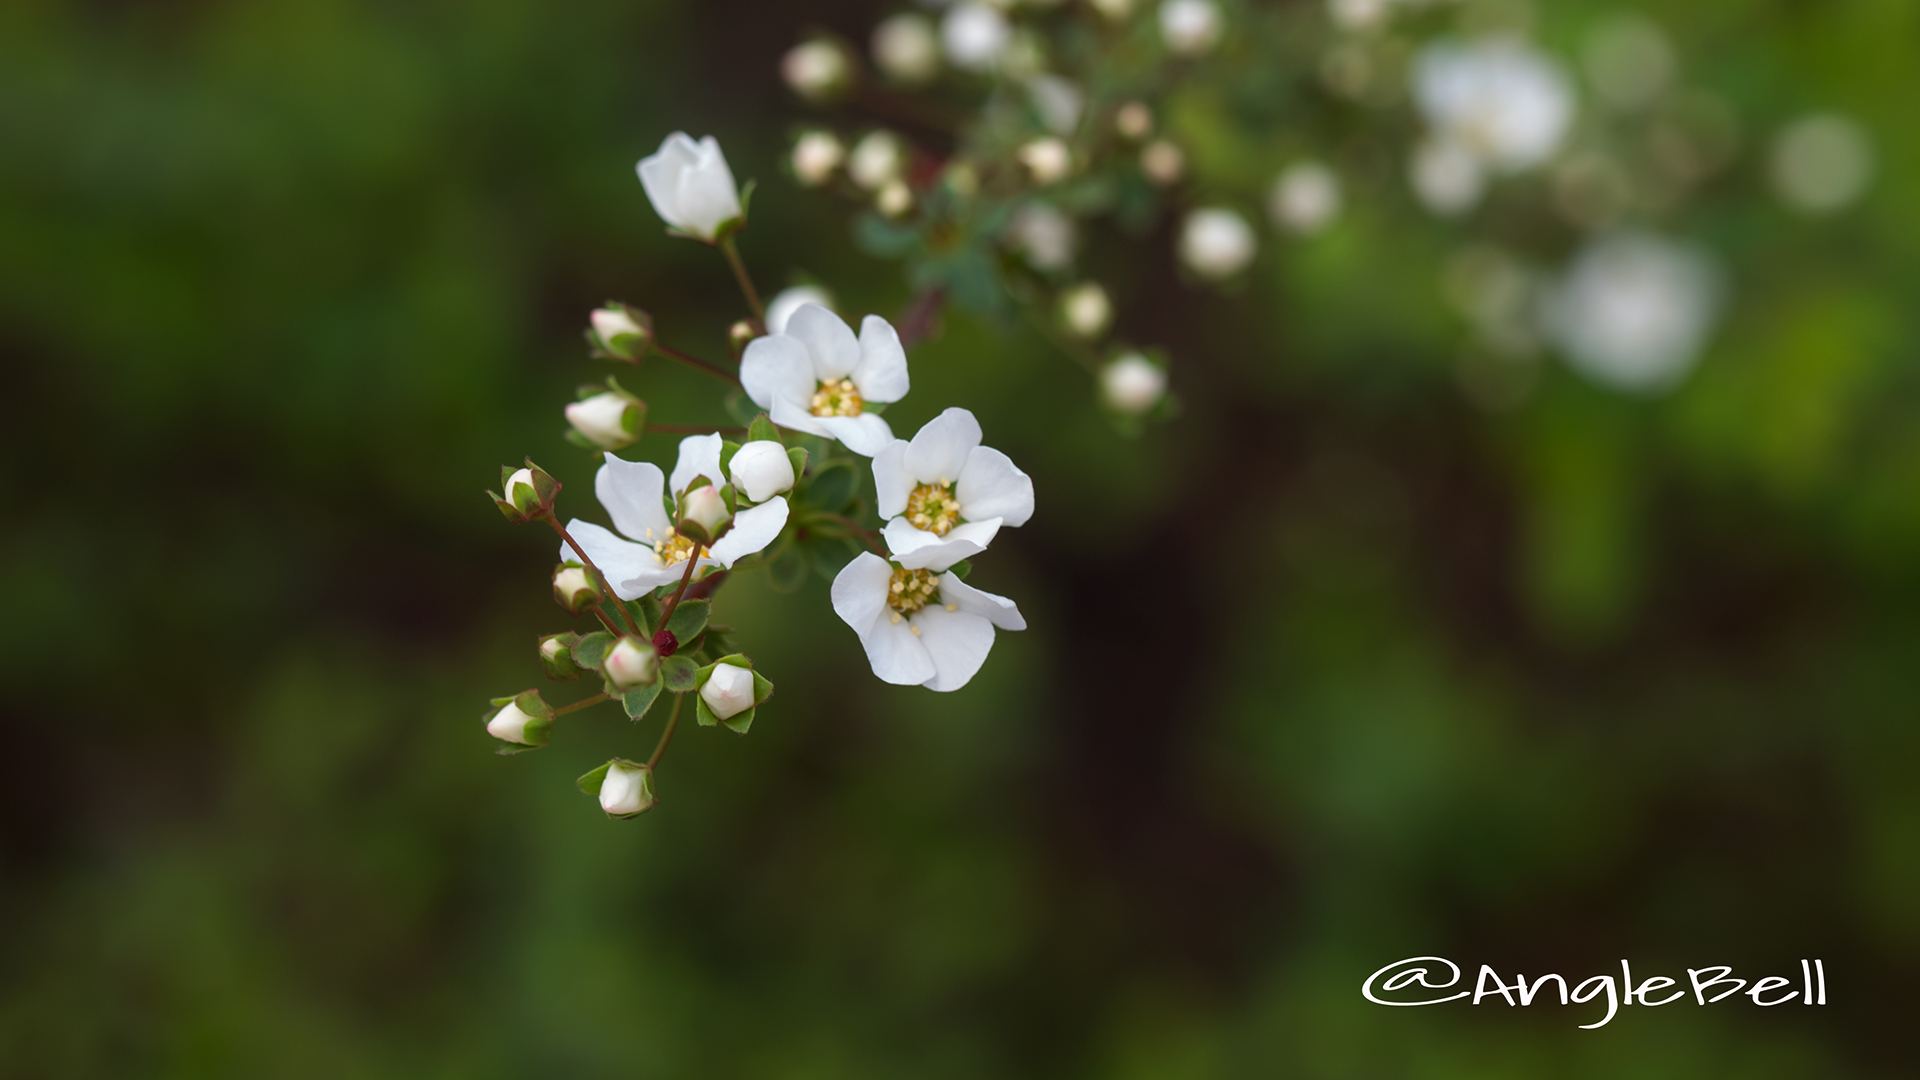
top-left (729, 440), bottom-right (796, 503)
top-left (1008, 203), bottom-right (1076, 271)
top-left (1269, 161), bottom-right (1343, 234)
top-left (876, 179), bottom-right (914, 218)
top-left (636, 133), bottom-right (744, 243)
top-left (1140, 139), bottom-right (1185, 185)
top-left (599, 761), bottom-right (655, 816)
top-left (486, 701), bottom-right (539, 744)
top-left (791, 131), bottom-right (845, 187)
top-left (740, 304), bottom-right (910, 456)
top-left (1770, 113), bottom-right (1874, 215)
top-left (1018, 137), bottom-right (1073, 185)
top-left (943, 2), bottom-right (1011, 72)
top-left (699, 663), bottom-right (756, 721)
top-left (831, 553), bottom-right (1026, 692)
top-left (848, 131), bottom-right (905, 191)
top-left (565, 391), bottom-right (641, 450)
top-left (1100, 353), bottom-right (1168, 414)
top-left (1412, 39), bottom-right (1574, 175)
top-left (1540, 232), bottom-right (1721, 395)
top-left (1410, 138), bottom-right (1487, 216)
top-left (872, 408), bottom-right (1034, 571)
top-left (1060, 283), bottom-right (1113, 339)
top-left (765, 285), bottom-right (834, 335)
top-left (1329, 0), bottom-right (1392, 32)
top-left (604, 636), bottom-right (659, 690)
top-left (782, 39), bottom-right (850, 101)
top-left (557, 438), bottom-right (790, 599)
top-left (1115, 101), bottom-right (1153, 139)
top-left (874, 13), bottom-right (940, 83)
top-left (1160, 0), bottom-right (1223, 55)
top-left (1179, 207), bottom-right (1257, 279)
top-left (1027, 75), bottom-right (1084, 135)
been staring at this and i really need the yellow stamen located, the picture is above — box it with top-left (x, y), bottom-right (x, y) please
top-left (809, 378), bottom-right (863, 417)
top-left (886, 566), bottom-right (940, 615)
top-left (905, 481), bottom-right (962, 536)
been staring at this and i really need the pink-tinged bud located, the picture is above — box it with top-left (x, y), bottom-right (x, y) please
top-left (597, 760), bottom-right (656, 816)
top-left (603, 636), bottom-right (658, 691)
top-left (699, 662), bottom-right (756, 721)
top-left (680, 484), bottom-right (731, 537)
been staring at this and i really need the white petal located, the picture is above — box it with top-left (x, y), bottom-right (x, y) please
top-left (911, 606), bottom-right (996, 692)
top-left (669, 432), bottom-right (725, 496)
top-left (708, 497), bottom-right (789, 566)
top-left (556, 519), bottom-right (668, 601)
top-left (814, 413), bottom-right (895, 457)
top-left (675, 136), bottom-right (742, 239)
top-left (830, 551), bottom-right (894, 631)
top-left (851, 316), bottom-right (911, 403)
top-left (937, 571), bottom-right (1026, 630)
top-left (769, 396), bottom-right (837, 441)
top-left (870, 439), bottom-right (914, 519)
top-left (862, 612), bottom-right (939, 686)
top-left (594, 456), bottom-right (671, 543)
top-left (636, 132), bottom-right (701, 231)
top-left (955, 446), bottom-right (1033, 528)
top-left (787, 303), bottom-right (861, 380)
top-left (904, 407), bottom-right (982, 484)
top-left (883, 516), bottom-right (1001, 571)
top-left (741, 334), bottom-right (817, 414)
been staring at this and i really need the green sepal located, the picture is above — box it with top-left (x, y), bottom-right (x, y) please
top-left (512, 688), bottom-right (556, 719)
top-left (487, 689), bottom-right (555, 755)
top-left (802, 461), bottom-right (857, 510)
top-left (719, 440), bottom-right (742, 485)
top-left (665, 599), bottom-right (709, 641)
top-left (571, 631), bottom-right (615, 670)
top-left (786, 446), bottom-right (810, 484)
top-left (576, 761), bottom-right (613, 796)
top-left (564, 429), bottom-right (599, 450)
top-left (948, 560), bottom-right (973, 580)
top-left (540, 632), bottom-right (582, 680)
top-left (622, 680), bottom-right (664, 721)
top-left (492, 715), bottom-right (551, 755)
top-left (660, 654), bottom-right (700, 694)
top-left (746, 412), bottom-right (782, 446)
top-left (575, 758), bottom-right (657, 818)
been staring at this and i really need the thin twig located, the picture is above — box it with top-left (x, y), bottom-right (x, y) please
top-left (592, 606), bottom-right (623, 636)
top-left (719, 236), bottom-right (766, 324)
top-left (554, 691), bottom-right (610, 717)
top-left (654, 342), bottom-right (742, 387)
top-left (648, 423), bottom-right (747, 435)
top-left (647, 692), bottom-right (684, 770)
top-left (547, 516), bottom-right (643, 637)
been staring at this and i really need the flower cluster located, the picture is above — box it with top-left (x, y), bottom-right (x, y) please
top-left (483, 133), bottom-right (1032, 818)
top-left (778, 2), bottom-right (1873, 407)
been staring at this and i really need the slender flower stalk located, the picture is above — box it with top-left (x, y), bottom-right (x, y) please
top-left (647, 692), bottom-right (685, 770)
top-left (655, 342), bottom-right (742, 386)
top-left (720, 237), bottom-right (766, 324)
top-left (554, 691), bottom-right (611, 717)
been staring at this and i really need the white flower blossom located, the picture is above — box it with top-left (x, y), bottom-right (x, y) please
top-left (1060, 283), bottom-right (1113, 339)
top-left (740, 304), bottom-right (910, 456)
top-left (598, 761), bottom-right (655, 816)
top-left (1140, 140), bottom-right (1185, 185)
top-left (765, 285), bottom-right (834, 335)
top-left (876, 179), bottom-right (914, 218)
top-left (872, 408), bottom-right (1034, 571)
top-left (699, 663), bottom-right (756, 721)
top-left (1540, 232), bottom-right (1721, 394)
top-left (831, 552), bottom-right (1026, 692)
top-left (874, 13), bottom-right (941, 83)
top-left (1100, 353), bottom-right (1168, 415)
top-left (729, 440), bottom-right (796, 504)
top-left (848, 131), bottom-right (905, 191)
top-left (943, 2), bottom-right (1011, 72)
top-left (781, 39), bottom-right (851, 101)
top-left (1018, 137), bottom-right (1073, 185)
top-left (1269, 161), bottom-right (1343, 234)
top-left (1008, 203), bottom-right (1076, 271)
top-left (1410, 138), bottom-right (1487, 216)
top-left (558, 436), bottom-right (790, 599)
top-left (565, 391), bottom-right (641, 450)
top-left (486, 701), bottom-right (540, 745)
top-left (790, 131), bottom-right (845, 188)
top-left (636, 133), bottom-right (744, 243)
top-left (1027, 75), bottom-right (1085, 135)
top-left (1179, 208), bottom-right (1257, 279)
top-left (1770, 113), bottom-right (1874, 215)
top-left (1160, 0), bottom-right (1223, 56)
top-left (1412, 39), bottom-right (1574, 179)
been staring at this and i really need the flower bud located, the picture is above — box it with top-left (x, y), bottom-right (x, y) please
top-left (873, 13), bottom-right (940, 84)
top-left (565, 390), bottom-right (645, 451)
top-left (598, 760), bottom-right (657, 817)
top-left (781, 39), bottom-right (851, 103)
top-left (1114, 101), bottom-right (1153, 139)
top-left (1140, 140), bottom-right (1185, 185)
top-left (603, 636), bottom-right (658, 691)
top-left (491, 460), bottom-right (559, 523)
top-left (587, 303), bottom-right (652, 361)
top-left (1060, 283), bottom-right (1113, 339)
top-left (698, 662), bottom-right (756, 721)
top-left (485, 690), bottom-right (554, 750)
top-left (540, 633), bottom-right (582, 680)
top-left (849, 131), bottom-right (905, 191)
top-left (728, 319), bottom-right (759, 360)
top-left (1269, 161), bottom-right (1343, 235)
top-left (552, 564), bottom-right (602, 614)
top-left (1101, 352), bottom-right (1169, 415)
top-left (791, 130), bottom-right (845, 187)
top-left (729, 440), bottom-right (796, 503)
top-left (1018, 137), bottom-right (1073, 185)
top-left (678, 484), bottom-right (732, 539)
top-left (942, 2), bottom-right (1011, 73)
top-left (876, 179), bottom-right (914, 218)
top-left (1179, 207), bottom-right (1257, 280)
top-left (1160, 0), bottom-right (1223, 56)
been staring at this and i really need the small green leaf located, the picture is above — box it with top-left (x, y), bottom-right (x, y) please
top-left (637, 594), bottom-right (664, 630)
top-left (575, 762), bottom-right (613, 797)
top-left (948, 560), bottom-right (972, 580)
top-left (747, 412), bottom-right (781, 446)
top-left (803, 461), bottom-right (857, 510)
top-left (786, 445), bottom-right (809, 484)
top-left (571, 631), bottom-right (615, 670)
top-left (693, 694), bottom-right (719, 728)
top-left (750, 669), bottom-right (774, 707)
top-left (666, 599), bottom-right (709, 641)
top-left (719, 440), bottom-right (741, 484)
top-left (622, 681), bottom-right (664, 721)
top-left (661, 654), bottom-right (700, 693)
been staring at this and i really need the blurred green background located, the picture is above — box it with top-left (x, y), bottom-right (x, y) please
top-left (2, 0), bottom-right (1916, 1075)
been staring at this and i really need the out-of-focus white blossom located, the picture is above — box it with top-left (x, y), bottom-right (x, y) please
top-left (565, 391), bottom-right (643, 451)
top-left (1410, 138), bottom-right (1487, 216)
top-left (1140, 140), bottom-right (1185, 185)
top-left (781, 39), bottom-right (851, 102)
top-left (765, 285), bottom-right (834, 335)
top-left (1412, 39), bottom-right (1574, 177)
top-left (729, 440), bottom-right (796, 504)
top-left (1179, 208), bottom-right (1257, 279)
top-left (1090, 0), bottom-right (1136, 20)
top-left (637, 133), bottom-right (744, 242)
top-left (741, 304), bottom-right (911, 456)
top-left (1018, 137), bottom-right (1073, 185)
top-left (1540, 232), bottom-right (1721, 394)
top-left (1115, 101), bottom-right (1153, 140)
top-left (1769, 113), bottom-right (1874, 215)
top-left (831, 552), bottom-right (1026, 692)
top-left (1160, 0), bottom-right (1223, 56)
top-left (943, 2), bottom-right (1011, 72)
top-left (590, 306), bottom-right (648, 358)
top-left (699, 663), bottom-right (756, 721)
top-left (873, 13), bottom-right (941, 83)
top-left (1582, 15), bottom-right (1674, 112)
top-left (877, 179), bottom-right (915, 218)
top-left (1100, 353), bottom-right (1168, 415)
top-left (1329, 0), bottom-right (1392, 32)
top-left (872, 407), bottom-right (1034, 571)
top-left (1060, 283), bottom-right (1113, 339)
top-left (1008, 203), bottom-right (1076, 271)
top-left (1269, 161), bottom-right (1343, 234)
top-left (1027, 75), bottom-right (1085, 135)
top-left (849, 131), bottom-right (906, 191)
top-left (791, 131), bottom-right (845, 187)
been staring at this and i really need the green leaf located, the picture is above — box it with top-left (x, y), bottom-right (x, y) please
top-left (571, 631), bottom-right (615, 670)
top-left (693, 693), bottom-right (719, 728)
top-left (948, 560), bottom-right (972, 580)
top-left (718, 440), bottom-right (741, 484)
top-left (803, 461), bottom-right (857, 510)
top-left (786, 445), bottom-right (809, 483)
top-left (750, 669), bottom-right (774, 707)
top-left (622, 681), bottom-right (664, 721)
top-left (661, 654), bottom-right (700, 693)
top-left (747, 412), bottom-right (781, 445)
top-left (665, 599), bottom-right (709, 641)
top-left (575, 762), bottom-right (612, 797)
top-left (637, 594), bottom-right (664, 631)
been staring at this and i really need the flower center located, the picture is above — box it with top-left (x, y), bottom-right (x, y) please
top-left (905, 481), bottom-right (962, 536)
top-left (886, 566), bottom-right (940, 615)
top-left (809, 378), bottom-right (864, 417)
top-left (654, 531), bottom-right (706, 565)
